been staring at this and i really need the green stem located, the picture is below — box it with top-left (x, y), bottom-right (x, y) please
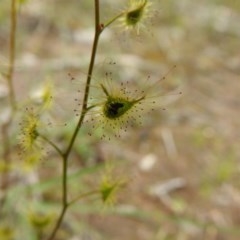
top-left (103, 11), bottom-right (124, 30)
top-left (39, 134), bottom-right (64, 157)
top-left (46, 204), bottom-right (68, 240)
top-left (7, 0), bottom-right (17, 110)
top-left (0, 0), bottom-right (17, 213)
top-left (47, 1), bottom-right (102, 239)
top-left (64, 2), bottom-right (102, 160)
top-left (68, 189), bottom-right (99, 206)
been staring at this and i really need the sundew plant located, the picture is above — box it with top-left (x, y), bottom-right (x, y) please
top-left (86, 65), bottom-right (179, 139)
top-left (0, 0), bottom-right (179, 239)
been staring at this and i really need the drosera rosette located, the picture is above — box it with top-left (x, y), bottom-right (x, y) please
top-left (99, 163), bottom-right (128, 207)
top-left (18, 108), bottom-right (40, 151)
top-left (85, 65), bottom-right (181, 140)
top-left (85, 73), bottom-right (146, 140)
top-left (0, 224), bottom-right (14, 240)
top-left (118, 0), bottom-right (153, 35)
top-left (28, 209), bottom-right (54, 232)
top-left (18, 107), bottom-right (48, 170)
top-left (102, 0), bottom-right (154, 42)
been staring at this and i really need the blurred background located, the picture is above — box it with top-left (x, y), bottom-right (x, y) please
top-left (0, 0), bottom-right (240, 239)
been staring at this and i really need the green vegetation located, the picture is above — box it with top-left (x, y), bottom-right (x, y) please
top-left (0, 0), bottom-right (239, 239)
